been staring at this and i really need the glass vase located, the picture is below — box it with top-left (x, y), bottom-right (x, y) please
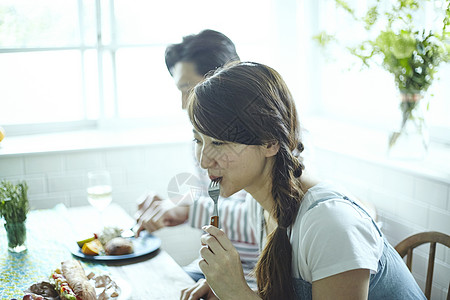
top-left (388, 93), bottom-right (429, 160)
top-left (4, 221), bottom-right (27, 253)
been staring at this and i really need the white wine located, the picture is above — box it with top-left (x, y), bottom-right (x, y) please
top-left (87, 185), bottom-right (112, 211)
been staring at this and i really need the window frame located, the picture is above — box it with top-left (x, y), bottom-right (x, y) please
top-left (1, 0), bottom-right (121, 135)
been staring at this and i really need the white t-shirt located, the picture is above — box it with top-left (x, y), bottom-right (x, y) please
top-left (247, 182), bottom-right (384, 283)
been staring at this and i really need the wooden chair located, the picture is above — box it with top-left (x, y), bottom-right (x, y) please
top-left (395, 231), bottom-right (450, 300)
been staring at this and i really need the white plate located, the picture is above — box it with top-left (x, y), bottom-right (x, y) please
top-left (92, 276), bottom-right (132, 300)
top-left (71, 232), bottom-right (161, 261)
top-left (115, 278), bottom-right (132, 300)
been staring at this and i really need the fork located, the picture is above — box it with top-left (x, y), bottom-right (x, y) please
top-left (208, 179), bottom-right (221, 227)
top-left (121, 223), bottom-right (140, 238)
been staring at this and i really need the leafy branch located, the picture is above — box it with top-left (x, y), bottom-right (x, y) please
top-left (315, 0), bottom-right (450, 94)
top-left (0, 180), bottom-right (30, 223)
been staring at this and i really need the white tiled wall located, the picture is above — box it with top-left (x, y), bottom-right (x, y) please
top-left (1, 141), bottom-right (449, 298)
top-left (0, 142), bottom-right (203, 266)
top-left (313, 148), bottom-right (450, 299)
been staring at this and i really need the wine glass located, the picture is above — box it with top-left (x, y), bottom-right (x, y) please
top-left (87, 170), bottom-right (112, 227)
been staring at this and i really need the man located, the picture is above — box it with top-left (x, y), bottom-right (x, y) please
top-left (135, 29), bottom-right (259, 293)
top-left (165, 29), bottom-right (240, 109)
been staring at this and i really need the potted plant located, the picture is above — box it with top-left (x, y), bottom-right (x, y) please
top-left (314, 0), bottom-right (450, 158)
top-left (0, 179), bottom-right (29, 252)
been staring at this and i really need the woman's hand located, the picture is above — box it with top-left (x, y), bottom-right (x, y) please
top-left (199, 225), bottom-right (259, 299)
top-left (180, 278), bottom-right (218, 300)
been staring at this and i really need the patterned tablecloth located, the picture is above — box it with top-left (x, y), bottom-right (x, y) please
top-left (0, 204), bottom-right (108, 299)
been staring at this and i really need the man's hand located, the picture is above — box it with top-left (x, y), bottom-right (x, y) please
top-left (180, 278), bottom-right (219, 300)
top-left (135, 192), bottom-right (190, 236)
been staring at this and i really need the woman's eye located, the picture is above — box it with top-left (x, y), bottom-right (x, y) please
top-left (212, 141), bottom-right (225, 146)
top-left (193, 138), bottom-right (202, 144)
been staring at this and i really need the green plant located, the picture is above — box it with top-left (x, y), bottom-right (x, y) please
top-left (314, 0), bottom-right (450, 95)
top-left (315, 1), bottom-right (449, 151)
top-left (0, 180), bottom-right (29, 248)
top-left (0, 180), bottom-right (29, 223)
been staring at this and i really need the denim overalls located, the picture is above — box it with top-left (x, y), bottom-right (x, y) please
top-left (292, 196), bottom-right (426, 299)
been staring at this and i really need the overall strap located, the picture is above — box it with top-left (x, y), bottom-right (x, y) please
top-left (307, 195), bottom-right (382, 237)
top-left (259, 206), bottom-right (265, 252)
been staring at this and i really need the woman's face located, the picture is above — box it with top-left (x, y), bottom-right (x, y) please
top-left (193, 130), bottom-right (276, 198)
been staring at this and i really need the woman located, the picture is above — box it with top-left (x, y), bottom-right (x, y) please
top-left (183, 62), bottom-right (425, 299)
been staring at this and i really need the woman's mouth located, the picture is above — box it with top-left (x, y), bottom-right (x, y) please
top-left (209, 175), bottom-right (223, 183)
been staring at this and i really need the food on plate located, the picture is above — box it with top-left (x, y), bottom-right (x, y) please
top-left (94, 275), bottom-right (120, 300)
top-left (78, 226), bottom-right (134, 256)
top-left (48, 269), bottom-right (79, 300)
top-left (104, 237), bottom-right (134, 255)
top-left (22, 294), bottom-right (49, 300)
top-left (0, 126), bottom-right (5, 142)
top-left (82, 239), bottom-right (104, 256)
top-left (98, 227), bottom-right (122, 245)
top-left (23, 282), bottom-right (59, 300)
top-left (77, 235), bottom-right (96, 248)
top-left (23, 260), bottom-right (121, 300)
top-left (52, 259), bottom-right (97, 300)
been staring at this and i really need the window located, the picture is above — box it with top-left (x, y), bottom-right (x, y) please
top-left (3, 0), bottom-right (446, 143)
top-left (0, 0), bottom-right (284, 135)
top-left (304, 0), bottom-right (450, 142)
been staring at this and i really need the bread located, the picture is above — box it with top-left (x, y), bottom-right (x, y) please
top-left (61, 260), bottom-right (97, 300)
top-left (104, 237), bottom-right (134, 255)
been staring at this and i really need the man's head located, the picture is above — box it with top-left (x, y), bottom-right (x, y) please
top-left (165, 29), bottom-right (240, 109)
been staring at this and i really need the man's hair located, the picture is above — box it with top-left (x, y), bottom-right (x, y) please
top-left (165, 29), bottom-right (240, 77)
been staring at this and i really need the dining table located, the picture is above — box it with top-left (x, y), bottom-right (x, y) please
top-left (0, 203), bottom-right (195, 299)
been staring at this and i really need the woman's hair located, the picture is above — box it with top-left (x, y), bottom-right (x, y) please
top-left (188, 62), bottom-right (305, 300)
top-left (165, 29), bottom-right (240, 77)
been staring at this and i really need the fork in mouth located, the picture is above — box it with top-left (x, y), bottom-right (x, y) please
top-left (208, 178), bottom-right (221, 227)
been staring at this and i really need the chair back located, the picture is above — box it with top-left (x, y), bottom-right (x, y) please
top-left (395, 231), bottom-right (450, 300)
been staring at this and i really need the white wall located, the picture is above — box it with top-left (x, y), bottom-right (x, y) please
top-left (0, 141), bottom-right (203, 267)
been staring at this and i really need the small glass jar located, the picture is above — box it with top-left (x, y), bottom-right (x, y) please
top-left (388, 93), bottom-right (429, 160)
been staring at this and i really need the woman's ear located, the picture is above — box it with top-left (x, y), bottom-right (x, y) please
top-left (264, 141), bottom-right (280, 157)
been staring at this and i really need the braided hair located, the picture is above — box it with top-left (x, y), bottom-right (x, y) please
top-left (188, 62), bottom-right (305, 299)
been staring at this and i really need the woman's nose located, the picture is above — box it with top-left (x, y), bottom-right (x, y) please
top-left (199, 145), bottom-right (216, 169)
